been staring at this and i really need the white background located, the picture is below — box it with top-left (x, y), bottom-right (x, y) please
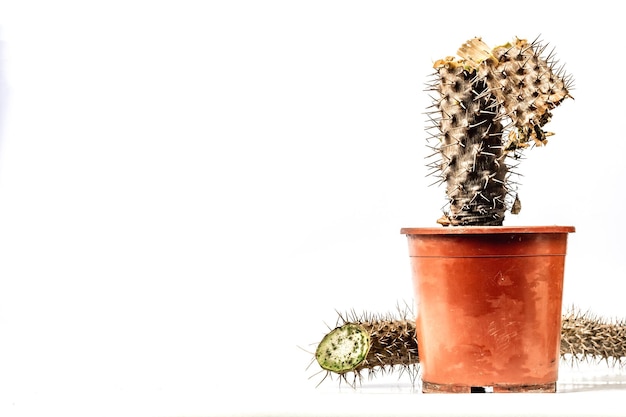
top-left (0, 1), bottom-right (624, 416)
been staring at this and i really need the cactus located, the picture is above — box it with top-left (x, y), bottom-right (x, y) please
top-left (312, 309), bottom-right (420, 386)
top-left (311, 308), bottom-right (626, 385)
top-left (427, 37), bottom-right (573, 226)
top-left (561, 308), bottom-right (626, 367)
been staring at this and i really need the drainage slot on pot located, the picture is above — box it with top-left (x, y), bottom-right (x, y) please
top-left (470, 386), bottom-right (493, 393)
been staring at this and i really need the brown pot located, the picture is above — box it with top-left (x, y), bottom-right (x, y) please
top-left (400, 226), bottom-right (575, 393)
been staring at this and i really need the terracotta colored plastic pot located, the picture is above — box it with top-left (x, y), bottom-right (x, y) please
top-left (400, 226), bottom-right (575, 393)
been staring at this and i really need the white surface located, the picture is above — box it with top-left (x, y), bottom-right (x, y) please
top-left (0, 1), bottom-right (625, 416)
top-left (199, 362), bottom-right (626, 417)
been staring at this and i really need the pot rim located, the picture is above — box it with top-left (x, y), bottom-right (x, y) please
top-left (400, 225), bottom-right (575, 235)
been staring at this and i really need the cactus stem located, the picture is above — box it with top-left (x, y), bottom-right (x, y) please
top-left (426, 37), bottom-right (572, 225)
top-left (311, 307), bottom-right (626, 387)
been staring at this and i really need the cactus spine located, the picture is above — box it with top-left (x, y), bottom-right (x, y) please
top-left (427, 37), bottom-right (573, 226)
top-left (313, 308), bottom-right (626, 385)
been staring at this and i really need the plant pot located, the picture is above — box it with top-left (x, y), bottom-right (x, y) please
top-left (400, 226), bottom-right (575, 393)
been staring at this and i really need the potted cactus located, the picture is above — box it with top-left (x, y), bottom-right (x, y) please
top-left (313, 36), bottom-right (577, 393)
top-left (398, 36), bottom-right (576, 393)
top-left (312, 36), bottom-right (578, 394)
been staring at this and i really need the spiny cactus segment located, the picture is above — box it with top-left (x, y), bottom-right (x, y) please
top-left (312, 309), bottom-right (419, 386)
top-left (426, 36), bottom-right (573, 226)
top-left (561, 308), bottom-right (626, 367)
top-left (312, 308), bottom-right (625, 386)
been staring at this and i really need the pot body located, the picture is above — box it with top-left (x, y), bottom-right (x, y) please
top-left (401, 226), bottom-right (575, 393)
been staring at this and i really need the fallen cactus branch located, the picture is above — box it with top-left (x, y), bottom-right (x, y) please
top-left (311, 307), bottom-right (626, 386)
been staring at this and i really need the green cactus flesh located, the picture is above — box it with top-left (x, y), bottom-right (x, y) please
top-left (315, 323), bottom-right (371, 373)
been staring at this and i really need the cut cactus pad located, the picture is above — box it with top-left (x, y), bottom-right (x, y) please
top-left (315, 323), bottom-right (370, 373)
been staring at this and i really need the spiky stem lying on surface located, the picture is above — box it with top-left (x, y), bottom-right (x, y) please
top-left (561, 309), bottom-right (626, 367)
top-left (428, 36), bottom-right (573, 226)
top-left (313, 309), bottom-right (420, 386)
top-left (312, 308), bottom-right (626, 385)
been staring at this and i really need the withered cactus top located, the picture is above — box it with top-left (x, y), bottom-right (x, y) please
top-left (426, 37), bottom-right (573, 226)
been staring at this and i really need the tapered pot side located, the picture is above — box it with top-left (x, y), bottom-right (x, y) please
top-left (400, 226), bottom-right (575, 393)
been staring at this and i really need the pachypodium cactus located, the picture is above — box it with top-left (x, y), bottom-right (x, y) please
top-left (561, 309), bottom-right (626, 367)
top-left (313, 310), bottom-right (419, 386)
top-left (312, 308), bottom-right (626, 386)
top-left (426, 37), bottom-right (573, 226)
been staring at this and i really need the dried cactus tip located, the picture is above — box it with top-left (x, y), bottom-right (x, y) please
top-left (457, 37), bottom-right (495, 67)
